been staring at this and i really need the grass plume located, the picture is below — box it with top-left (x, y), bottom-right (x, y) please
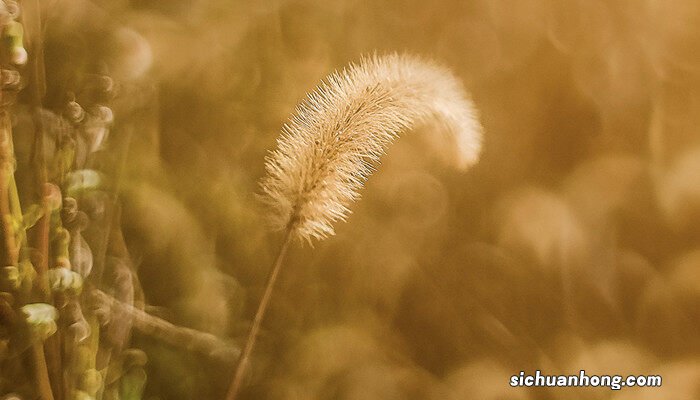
top-left (228, 53), bottom-right (483, 400)
top-left (259, 53), bottom-right (483, 243)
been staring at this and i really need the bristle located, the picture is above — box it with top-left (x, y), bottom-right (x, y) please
top-left (260, 53), bottom-right (483, 243)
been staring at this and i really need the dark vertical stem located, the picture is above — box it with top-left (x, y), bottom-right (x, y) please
top-left (23, 0), bottom-right (49, 301)
top-left (0, 114), bottom-right (54, 400)
top-left (21, 0), bottom-right (58, 398)
top-left (31, 344), bottom-right (54, 400)
top-left (0, 112), bottom-right (17, 266)
top-left (225, 229), bottom-right (293, 400)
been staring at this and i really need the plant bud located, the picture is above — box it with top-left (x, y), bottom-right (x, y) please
top-left (20, 303), bottom-right (58, 341)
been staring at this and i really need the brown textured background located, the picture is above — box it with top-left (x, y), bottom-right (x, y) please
top-left (39, 0), bottom-right (700, 398)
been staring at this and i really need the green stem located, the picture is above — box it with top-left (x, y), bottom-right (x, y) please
top-left (0, 113), bottom-right (18, 265)
top-left (0, 112), bottom-right (54, 400)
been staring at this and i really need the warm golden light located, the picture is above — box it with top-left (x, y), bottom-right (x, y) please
top-left (0, 1), bottom-right (698, 399)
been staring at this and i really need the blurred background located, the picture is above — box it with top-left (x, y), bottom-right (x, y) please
top-left (32, 0), bottom-right (700, 398)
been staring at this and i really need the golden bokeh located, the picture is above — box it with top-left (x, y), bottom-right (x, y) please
top-left (1, 0), bottom-right (699, 399)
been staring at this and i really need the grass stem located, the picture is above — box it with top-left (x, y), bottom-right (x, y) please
top-left (225, 228), bottom-right (293, 400)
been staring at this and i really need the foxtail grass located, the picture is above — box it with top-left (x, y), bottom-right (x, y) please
top-left (226, 53), bottom-right (483, 400)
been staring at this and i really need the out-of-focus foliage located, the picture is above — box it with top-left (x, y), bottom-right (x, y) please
top-left (4, 0), bottom-right (699, 399)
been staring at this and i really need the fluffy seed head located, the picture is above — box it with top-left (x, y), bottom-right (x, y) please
top-left (260, 53), bottom-right (483, 243)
